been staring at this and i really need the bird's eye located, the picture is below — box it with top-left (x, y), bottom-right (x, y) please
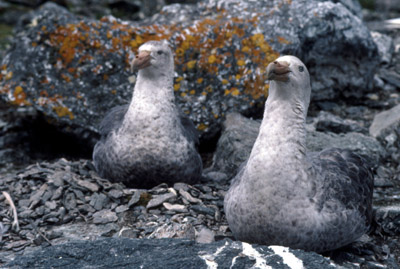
top-left (298, 66), bottom-right (304, 72)
top-left (157, 50), bottom-right (163, 55)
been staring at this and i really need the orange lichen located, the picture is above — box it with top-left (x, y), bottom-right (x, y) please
top-left (53, 105), bottom-right (74, 119)
top-left (174, 84), bottom-right (180, 91)
top-left (61, 73), bottom-right (71, 82)
top-left (197, 123), bottom-right (208, 131)
top-left (12, 86), bottom-right (30, 106)
top-left (186, 60), bottom-right (197, 69)
top-left (277, 36), bottom-right (290, 44)
top-left (5, 71), bottom-right (12, 80)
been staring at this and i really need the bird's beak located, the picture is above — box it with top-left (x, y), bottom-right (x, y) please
top-left (266, 60), bottom-right (291, 82)
top-left (131, 50), bottom-right (152, 72)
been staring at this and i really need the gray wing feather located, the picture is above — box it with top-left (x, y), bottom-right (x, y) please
top-left (98, 104), bottom-right (129, 136)
top-left (179, 114), bottom-right (199, 148)
top-left (308, 148), bottom-right (374, 226)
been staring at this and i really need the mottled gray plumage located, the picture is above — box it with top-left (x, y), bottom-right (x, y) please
top-left (93, 40), bottom-right (202, 188)
top-left (224, 55), bottom-right (373, 252)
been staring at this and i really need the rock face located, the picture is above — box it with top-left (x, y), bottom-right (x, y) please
top-left (5, 237), bottom-right (336, 268)
top-left (212, 113), bottom-right (385, 177)
top-left (0, 0), bottom-right (378, 141)
top-left (370, 104), bottom-right (400, 138)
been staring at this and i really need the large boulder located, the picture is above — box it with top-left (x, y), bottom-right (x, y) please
top-left (5, 237), bottom-right (336, 268)
top-left (0, 0), bottom-right (378, 141)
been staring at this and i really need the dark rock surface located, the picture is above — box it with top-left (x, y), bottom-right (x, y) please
top-left (7, 237), bottom-right (334, 269)
top-left (370, 103), bottom-right (400, 138)
top-left (0, 0), bottom-right (378, 141)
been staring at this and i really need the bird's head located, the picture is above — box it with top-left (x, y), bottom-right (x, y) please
top-left (131, 40), bottom-right (174, 77)
top-left (266, 55), bottom-right (311, 109)
top-left (266, 55), bottom-right (309, 84)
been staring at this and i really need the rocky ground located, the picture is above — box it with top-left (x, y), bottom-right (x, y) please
top-left (0, 0), bottom-right (400, 268)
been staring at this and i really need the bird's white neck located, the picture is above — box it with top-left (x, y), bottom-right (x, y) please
top-left (246, 82), bottom-right (309, 180)
top-left (121, 70), bottom-right (177, 132)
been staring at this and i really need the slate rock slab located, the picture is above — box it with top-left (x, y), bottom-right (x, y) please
top-left (0, 0), bottom-right (378, 141)
top-left (370, 103), bottom-right (400, 138)
top-left (6, 237), bottom-right (335, 269)
top-left (212, 113), bottom-right (385, 177)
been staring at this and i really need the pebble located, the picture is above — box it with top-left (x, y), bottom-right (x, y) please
top-left (92, 210), bottom-right (118, 224)
top-left (146, 192), bottom-right (176, 209)
top-left (163, 202), bottom-right (188, 213)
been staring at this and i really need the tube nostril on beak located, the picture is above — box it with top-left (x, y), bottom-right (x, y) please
top-left (274, 61), bottom-right (278, 64)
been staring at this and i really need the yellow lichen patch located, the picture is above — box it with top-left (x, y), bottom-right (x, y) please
top-left (237, 59), bottom-right (246, 66)
top-left (196, 78), bottom-right (203, 84)
top-left (231, 88), bottom-right (240, 96)
top-left (111, 89), bottom-right (117, 95)
top-left (201, 91), bottom-right (207, 96)
top-left (187, 60), bottom-right (197, 69)
top-left (208, 55), bottom-right (217, 64)
top-left (189, 90), bottom-right (195, 95)
top-left (53, 105), bottom-right (74, 120)
top-left (221, 79), bottom-right (229, 85)
top-left (175, 48), bottom-right (184, 57)
top-left (224, 87), bottom-right (240, 96)
top-left (197, 123), bottom-right (208, 131)
top-left (242, 46), bottom-right (250, 53)
top-left (174, 83), bottom-right (180, 91)
top-left (12, 86), bottom-right (30, 106)
top-left (176, 77), bottom-right (184, 82)
top-left (5, 71), bottom-right (12, 80)
top-left (180, 92), bottom-right (187, 97)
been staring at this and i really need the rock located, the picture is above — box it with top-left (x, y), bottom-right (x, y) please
top-left (378, 68), bottom-right (400, 89)
top-left (371, 31), bottom-right (394, 65)
top-left (92, 209), bottom-right (118, 224)
top-left (195, 226), bottom-right (214, 243)
top-left (306, 131), bottom-right (384, 165)
top-left (6, 237), bottom-right (336, 268)
top-left (0, 0), bottom-right (378, 144)
top-left (179, 189), bottom-right (202, 204)
top-left (212, 113), bottom-right (385, 177)
top-left (190, 205), bottom-right (215, 216)
top-left (374, 205), bottom-right (400, 236)
top-left (146, 192), bottom-right (176, 209)
top-left (314, 110), bottom-right (367, 134)
top-left (163, 202), bottom-right (188, 213)
top-left (211, 113), bottom-right (259, 178)
top-left (369, 104), bottom-right (400, 138)
top-left (318, 0), bottom-right (363, 19)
